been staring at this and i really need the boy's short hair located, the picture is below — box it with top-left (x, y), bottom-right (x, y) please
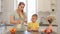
top-left (32, 14), bottom-right (38, 17)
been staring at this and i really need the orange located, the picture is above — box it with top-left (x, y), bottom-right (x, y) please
top-left (10, 28), bottom-right (16, 33)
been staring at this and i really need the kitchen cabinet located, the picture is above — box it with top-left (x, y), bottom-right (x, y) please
top-left (38, 0), bottom-right (56, 12)
top-left (51, 0), bottom-right (57, 12)
top-left (0, 0), bottom-right (1, 12)
top-left (0, 0), bottom-right (4, 12)
top-left (0, 0), bottom-right (6, 12)
top-left (38, 0), bottom-right (51, 12)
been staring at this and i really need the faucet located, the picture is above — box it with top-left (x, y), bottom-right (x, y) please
top-left (40, 17), bottom-right (46, 24)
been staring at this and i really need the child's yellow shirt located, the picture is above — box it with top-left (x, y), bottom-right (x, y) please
top-left (28, 22), bottom-right (39, 30)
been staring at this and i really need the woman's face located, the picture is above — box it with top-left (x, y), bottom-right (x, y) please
top-left (18, 4), bottom-right (25, 11)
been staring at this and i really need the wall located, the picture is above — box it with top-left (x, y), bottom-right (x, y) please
top-left (56, 0), bottom-right (60, 34)
top-left (1, 0), bottom-right (14, 24)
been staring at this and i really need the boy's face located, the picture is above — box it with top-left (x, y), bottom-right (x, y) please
top-left (32, 16), bottom-right (37, 23)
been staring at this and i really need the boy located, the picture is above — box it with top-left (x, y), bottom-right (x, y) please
top-left (27, 14), bottom-right (39, 32)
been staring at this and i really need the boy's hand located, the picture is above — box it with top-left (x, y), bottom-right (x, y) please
top-left (27, 27), bottom-right (32, 32)
top-left (32, 27), bottom-right (39, 32)
top-left (24, 17), bottom-right (27, 24)
top-left (34, 27), bottom-right (39, 30)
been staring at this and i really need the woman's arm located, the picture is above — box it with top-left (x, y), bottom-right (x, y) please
top-left (24, 12), bottom-right (27, 23)
top-left (24, 17), bottom-right (27, 23)
top-left (27, 23), bottom-right (32, 31)
top-left (10, 16), bottom-right (21, 24)
top-left (0, 20), bottom-right (5, 24)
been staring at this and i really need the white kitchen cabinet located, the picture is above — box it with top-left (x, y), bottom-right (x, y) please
top-left (51, 0), bottom-right (57, 12)
top-left (38, 0), bottom-right (56, 12)
top-left (0, 0), bottom-right (6, 12)
top-left (0, 0), bottom-right (3, 12)
top-left (38, 0), bottom-right (51, 12)
top-left (0, 0), bottom-right (1, 12)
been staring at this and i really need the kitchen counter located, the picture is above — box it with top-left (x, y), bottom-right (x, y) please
top-left (0, 24), bottom-right (58, 34)
top-left (0, 24), bottom-right (58, 26)
top-left (6, 30), bottom-right (58, 34)
top-left (40, 24), bottom-right (58, 26)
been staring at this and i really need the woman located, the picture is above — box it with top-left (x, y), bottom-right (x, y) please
top-left (10, 2), bottom-right (27, 31)
top-left (10, 2), bottom-right (27, 24)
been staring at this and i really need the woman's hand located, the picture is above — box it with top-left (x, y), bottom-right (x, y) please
top-left (0, 20), bottom-right (5, 24)
top-left (27, 27), bottom-right (32, 32)
top-left (24, 17), bottom-right (27, 24)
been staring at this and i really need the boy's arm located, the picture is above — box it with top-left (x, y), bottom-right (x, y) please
top-left (36, 23), bottom-right (39, 30)
top-left (37, 23), bottom-right (39, 29)
top-left (35, 27), bottom-right (39, 30)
